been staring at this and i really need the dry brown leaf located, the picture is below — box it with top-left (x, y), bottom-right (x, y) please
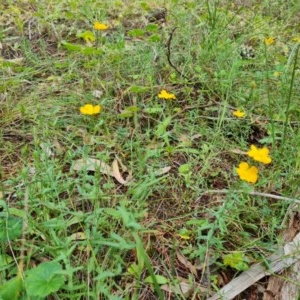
top-left (69, 232), bottom-right (87, 241)
top-left (40, 143), bottom-right (54, 157)
top-left (92, 90), bottom-right (103, 98)
top-left (176, 252), bottom-right (198, 276)
top-left (154, 166), bottom-right (171, 176)
top-left (73, 158), bottom-right (113, 175)
top-left (73, 157), bottom-right (132, 185)
top-left (161, 280), bottom-right (195, 298)
top-left (230, 148), bottom-right (247, 155)
top-left (112, 159), bottom-right (128, 185)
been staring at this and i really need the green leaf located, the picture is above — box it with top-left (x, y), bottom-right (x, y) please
top-left (60, 41), bottom-right (83, 52)
top-left (82, 47), bottom-right (103, 56)
top-left (223, 252), bottom-right (249, 271)
top-left (128, 85), bottom-right (149, 93)
top-left (127, 29), bottom-right (145, 37)
top-left (0, 216), bottom-right (23, 242)
top-left (127, 263), bottom-right (143, 277)
top-left (25, 261), bottom-right (65, 297)
top-left (0, 254), bottom-right (13, 268)
top-left (178, 164), bottom-right (191, 174)
top-left (76, 31), bottom-right (95, 42)
top-left (144, 275), bottom-right (169, 285)
top-left (143, 106), bottom-right (163, 114)
top-left (155, 116), bottom-right (172, 137)
top-left (118, 112), bottom-right (134, 118)
top-left (60, 41), bottom-right (103, 55)
top-left (145, 24), bottom-right (158, 32)
top-left (148, 34), bottom-right (161, 42)
top-left (0, 276), bottom-right (23, 300)
top-left (125, 106), bottom-right (140, 112)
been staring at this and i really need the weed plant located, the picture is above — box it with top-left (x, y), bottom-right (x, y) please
top-left (1, 0), bottom-right (300, 299)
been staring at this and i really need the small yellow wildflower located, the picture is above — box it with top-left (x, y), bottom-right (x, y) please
top-left (236, 162), bottom-right (258, 184)
top-left (158, 90), bottom-right (176, 100)
top-left (232, 110), bottom-right (245, 118)
top-left (80, 104), bottom-right (101, 115)
top-left (264, 37), bottom-right (275, 45)
top-left (292, 37), bottom-right (300, 43)
top-left (94, 21), bottom-right (109, 30)
top-left (247, 145), bottom-right (271, 164)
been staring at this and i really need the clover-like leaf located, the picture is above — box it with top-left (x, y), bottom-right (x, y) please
top-left (25, 261), bottom-right (65, 297)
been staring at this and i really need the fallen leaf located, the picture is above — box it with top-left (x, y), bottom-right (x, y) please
top-left (176, 252), bottom-right (197, 276)
top-left (230, 148), bottom-right (247, 155)
top-left (112, 159), bottom-right (128, 185)
top-left (69, 232), bottom-right (86, 241)
top-left (92, 90), bottom-right (103, 98)
top-left (154, 166), bottom-right (171, 176)
top-left (73, 158), bottom-right (113, 175)
top-left (40, 143), bottom-right (54, 157)
top-left (161, 280), bottom-right (195, 298)
top-left (74, 157), bottom-right (132, 185)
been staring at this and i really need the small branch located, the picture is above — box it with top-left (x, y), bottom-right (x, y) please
top-left (208, 232), bottom-right (300, 300)
top-left (166, 27), bottom-right (188, 79)
top-left (199, 189), bottom-right (300, 204)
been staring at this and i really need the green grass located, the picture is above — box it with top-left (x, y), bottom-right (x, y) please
top-left (1, 0), bottom-right (300, 299)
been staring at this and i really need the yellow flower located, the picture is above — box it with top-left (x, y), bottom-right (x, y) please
top-left (292, 37), bottom-right (300, 43)
top-left (94, 21), bottom-right (109, 30)
top-left (264, 37), bottom-right (275, 45)
top-left (80, 104), bottom-right (101, 115)
top-left (247, 145), bottom-right (271, 164)
top-left (158, 89), bottom-right (176, 100)
top-left (236, 162), bottom-right (258, 184)
top-left (232, 110), bottom-right (245, 118)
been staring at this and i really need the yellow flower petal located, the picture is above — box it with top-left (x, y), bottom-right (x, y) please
top-left (158, 89), bottom-right (176, 100)
top-left (247, 145), bottom-right (271, 164)
top-left (80, 104), bottom-right (101, 115)
top-left (264, 37), bottom-right (275, 45)
top-left (236, 162), bottom-right (258, 184)
top-left (94, 21), bottom-right (109, 30)
top-left (232, 110), bottom-right (245, 118)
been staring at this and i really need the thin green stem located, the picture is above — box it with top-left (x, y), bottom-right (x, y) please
top-left (264, 44), bottom-right (275, 147)
top-left (281, 44), bottom-right (299, 152)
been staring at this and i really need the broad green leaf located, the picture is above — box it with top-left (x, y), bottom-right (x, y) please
top-left (145, 24), bottom-right (158, 32)
top-left (143, 106), bottom-right (163, 114)
top-left (128, 85), bottom-right (149, 93)
top-left (127, 29), bottom-right (145, 37)
top-left (60, 41), bottom-right (83, 52)
top-left (118, 112), bottom-right (133, 118)
top-left (0, 216), bottom-right (23, 242)
top-left (155, 116), bottom-right (172, 137)
top-left (125, 106), bottom-right (140, 112)
top-left (0, 276), bottom-right (23, 300)
top-left (127, 263), bottom-right (143, 277)
top-left (148, 34), bottom-right (161, 42)
top-left (25, 261), bottom-right (65, 297)
top-left (144, 275), bottom-right (169, 285)
top-left (76, 31), bottom-right (95, 43)
top-left (0, 254), bottom-right (13, 268)
top-left (60, 41), bottom-right (103, 55)
top-left (223, 252), bottom-right (249, 271)
top-left (178, 164), bottom-right (191, 174)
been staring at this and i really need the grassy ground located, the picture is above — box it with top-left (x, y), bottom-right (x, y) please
top-left (1, 0), bottom-right (300, 299)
